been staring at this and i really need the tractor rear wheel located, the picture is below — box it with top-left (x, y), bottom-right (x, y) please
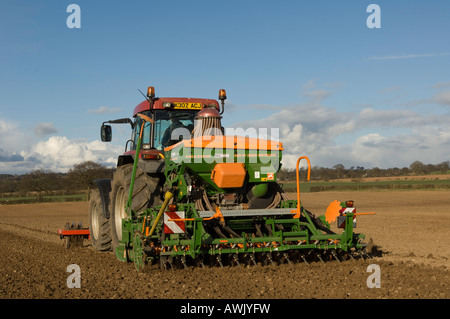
top-left (109, 164), bottom-right (162, 251)
top-left (89, 189), bottom-right (112, 251)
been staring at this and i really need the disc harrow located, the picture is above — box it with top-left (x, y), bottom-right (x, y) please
top-left (58, 221), bottom-right (90, 249)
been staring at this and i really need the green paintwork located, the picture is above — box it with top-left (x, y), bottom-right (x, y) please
top-left (163, 142), bottom-right (281, 200)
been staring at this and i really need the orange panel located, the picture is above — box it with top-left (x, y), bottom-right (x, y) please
top-left (211, 163), bottom-right (246, 188)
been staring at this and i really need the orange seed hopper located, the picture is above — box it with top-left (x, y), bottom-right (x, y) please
top-left (211, 163), bottom-right (246, 188)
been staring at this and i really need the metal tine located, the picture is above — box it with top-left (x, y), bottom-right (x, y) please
top-left (264, 253), bottom-right (274, 266)
top-left (180, 256), bottom-right (188, 269)
top-left (246, 253), bottom-right (256, 266)
top-left (216, 255), bottom-right (223, 267)
top-left (357, 249), bottom-right (366, 260)
top-left (160, 258), bottom-right (167, 270)
top-left (317, 254), bottom-right (325, 263)
top-left (76, 221), bottom-right (83, 247)
top-left (283, 253), bottom-right (292, 265)
top-left (233, 254), bottom-right (240, 267)
top-left (332, 250), bottom-right (341, 263)
top-left (304, 249), bottom-right (316, 263)
top-left (161, 258), bottom-right (169, 270)
top-left (167, 257), bottom-right (174, 270)
top-left (249, 253), bottom-right (257, 266)
top-left (196, 257), bottom-right (205, 268)
top-left (300, 255), bottom-right (308, 264)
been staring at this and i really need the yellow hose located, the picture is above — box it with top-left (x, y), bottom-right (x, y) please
top-left (148, 191), bottom-right (173, 237)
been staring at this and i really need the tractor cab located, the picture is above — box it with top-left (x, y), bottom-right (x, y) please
top-left (101, 87), bottom-right (226, 162)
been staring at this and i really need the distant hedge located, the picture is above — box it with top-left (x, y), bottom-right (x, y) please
top-left (293, 183), bottom-right (450, 193)
top-left (0, 194), bottom-right (87, 205)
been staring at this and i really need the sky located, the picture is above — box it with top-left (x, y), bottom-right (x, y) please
top-left (1, 0), bottom-right (450, 174)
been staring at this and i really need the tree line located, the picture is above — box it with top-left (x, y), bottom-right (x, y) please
top-left (0, 161), bottom-right (114, 200)
top-left (0, 160), bottom-right (448, 197)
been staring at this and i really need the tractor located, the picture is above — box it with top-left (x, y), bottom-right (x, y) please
top-left (88, 86), bottom-right (374, 270)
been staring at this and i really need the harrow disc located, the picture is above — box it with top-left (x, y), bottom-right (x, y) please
top-left (61, 221), bottom-right (86, 249)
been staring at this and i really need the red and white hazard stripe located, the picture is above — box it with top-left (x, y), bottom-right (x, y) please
top-left (339, 207), bottom-right (356, 214)
top-left (338, 207), bottom-right (356, 228)
top-left (164, 211), bottom-right (186, 234)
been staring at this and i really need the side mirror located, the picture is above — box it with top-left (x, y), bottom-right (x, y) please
top-left (101, 124), bottom-right (112, 142)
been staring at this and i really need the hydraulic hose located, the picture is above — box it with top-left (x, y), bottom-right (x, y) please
top-left (148, 191), bottom-right (173, 237)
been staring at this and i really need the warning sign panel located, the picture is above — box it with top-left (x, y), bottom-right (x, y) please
top-left (337, 207), bottom-right (356, 228)
top-left (164, 211), bottom-right (186, 234)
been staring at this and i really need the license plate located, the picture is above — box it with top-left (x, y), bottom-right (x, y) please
top-left (173, 102), bottom-right (203, 109)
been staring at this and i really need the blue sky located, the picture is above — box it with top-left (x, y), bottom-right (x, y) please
top-left (1, 0), bottom-right (450, 173)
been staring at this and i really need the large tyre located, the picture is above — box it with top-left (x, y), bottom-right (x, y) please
top-left (89, 189), bottom-right (112, 251)
top-left (109, 164), bottom-right (162, 250)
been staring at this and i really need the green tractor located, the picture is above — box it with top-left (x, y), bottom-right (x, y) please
top-left (89, 87), bottom-right (374, 270)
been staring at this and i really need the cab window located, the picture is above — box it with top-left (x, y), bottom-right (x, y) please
top-left (133, 110), bottom-right (196, 151)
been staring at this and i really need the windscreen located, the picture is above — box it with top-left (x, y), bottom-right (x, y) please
top-left (133, 110), bottom-right (197, 151)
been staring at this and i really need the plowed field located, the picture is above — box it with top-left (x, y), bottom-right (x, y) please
top-left (0, 191), bottom-right (448, 301)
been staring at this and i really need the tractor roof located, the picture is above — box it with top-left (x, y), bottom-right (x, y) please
top-left (133, 97), bottom-right (220, 116)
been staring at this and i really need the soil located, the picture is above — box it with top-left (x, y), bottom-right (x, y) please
top-left (0, 190), bottom-right (448, 301)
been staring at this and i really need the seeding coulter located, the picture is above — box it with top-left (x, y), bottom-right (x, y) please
top-left (60, 87), bottom-right (375, 270)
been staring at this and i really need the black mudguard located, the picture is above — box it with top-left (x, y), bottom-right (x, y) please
top-left (118, 154), bottom-right (165, 174)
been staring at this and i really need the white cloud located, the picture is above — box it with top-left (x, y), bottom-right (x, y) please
top-left (350, 127), bottom-right (450, 168)
top-left (358, 107), bottom-right (432, 127)
top-left (303, 89), bottom-right (332, 102)
top-left (0, 113), bottom-right (127, 174)
top-left (433, 90), bottom-right (450, 106)
top-left (88, 106), bottom-right (122, 114)
top-left (0, 118), bottom-right (32, 153)
top-left (228, 98), bottom-right (450, 169)
top-left (368, 52), bottom-right (450, 60)
top-left (378, 85), bottom-right (402, 94)
top-left (19, 136), bottom-right (123, 173)
top-left (432, 82), bottom-right (450, 89)
top-left (302, 78), bottom-right (318, 90)
top-left (230, 103), bottom-right (356, 168)
top-left (34, 122), bottom-right (58, 137)
top-left (0, 148), bottom-right (24, 162)
top-left (301, 79), bottom-right (332, 104)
